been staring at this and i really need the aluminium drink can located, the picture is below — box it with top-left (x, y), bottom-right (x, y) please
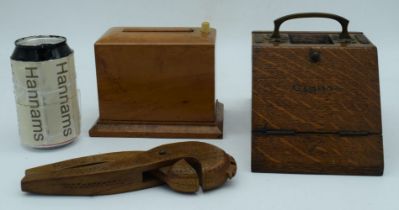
top-left (10, 35), bottom-right (81, 148)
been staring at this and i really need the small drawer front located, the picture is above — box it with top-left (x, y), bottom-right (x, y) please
top-left (251, 133), bottom-right (384, 175)
top-left (252, 46), bottom-right (381, 133)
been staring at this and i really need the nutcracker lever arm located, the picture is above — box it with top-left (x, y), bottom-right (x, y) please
top-left (21, 141), bottom-right (237, 195)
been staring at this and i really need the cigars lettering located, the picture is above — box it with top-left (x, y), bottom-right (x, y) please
top-left (11, 55), bottom-right (80, 147)
top-left (292, 84), bottom-right (343, 94)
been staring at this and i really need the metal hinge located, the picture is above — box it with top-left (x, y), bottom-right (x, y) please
top-left (338, 130), bottom-right (369, 136)
top-left (253, 129), bottom-right (296, 135)
top-left (253, 129), bottom-right (370, 136)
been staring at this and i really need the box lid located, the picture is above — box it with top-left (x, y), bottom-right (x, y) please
top-left (252, 31), bottom-right (374, 47)
top-left (252, 37), bottom-right (382, 135)
top-left (96, 27), bottom-right (215, 45)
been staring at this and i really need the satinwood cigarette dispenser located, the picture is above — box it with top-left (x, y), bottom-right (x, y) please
top-left (90, 23), bottom-right (223, 138)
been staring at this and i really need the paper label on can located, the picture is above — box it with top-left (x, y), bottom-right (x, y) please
top-left (11, 54), bottom-right (81, 148)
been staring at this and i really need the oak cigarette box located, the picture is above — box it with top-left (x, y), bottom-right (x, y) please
top-left (252, 13), bottom-right (383, 175)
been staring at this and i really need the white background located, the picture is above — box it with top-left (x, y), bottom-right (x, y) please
top-left (0, 0), bottom-right (398, 209)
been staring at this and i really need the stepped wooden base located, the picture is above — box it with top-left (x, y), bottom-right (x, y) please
top-left (89, 102), bottom-right (223, 139)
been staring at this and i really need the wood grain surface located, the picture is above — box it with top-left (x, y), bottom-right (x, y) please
top-left (21, 141), bottom-right (237, 195)
top-left (252, 133), bottom-right (383, 175)
top-left (252, 34), bottom-right (381, 132)
top-left (251, 32), bottom-right (383, 175)
top-left (90, 27), bottom-right (223, 138)
top-left (90, 101), bottom-right (223, 138)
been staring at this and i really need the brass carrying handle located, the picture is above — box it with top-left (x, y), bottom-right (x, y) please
top-left (270, 12), bottom-right (351, 40)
